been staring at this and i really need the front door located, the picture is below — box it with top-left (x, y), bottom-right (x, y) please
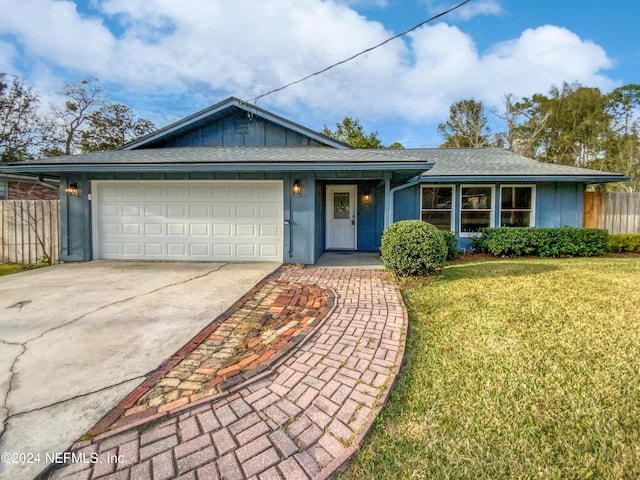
top-left (326, 184), bottom-right (357, 249)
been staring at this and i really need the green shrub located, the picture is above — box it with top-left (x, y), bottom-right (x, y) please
top-left (442, 231), bottom-right (460, 260)
top-left (473, 227), bottom-right (610, 258)
top-left (609, 234), bottom-right (640, 253)
top-left (380, 220), bottom-right (447, 276)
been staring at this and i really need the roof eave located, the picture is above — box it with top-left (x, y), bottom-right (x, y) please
top-left (1, 161), bottom-right (433, 174)
top-left (421, 174), bottom-right (630, 183)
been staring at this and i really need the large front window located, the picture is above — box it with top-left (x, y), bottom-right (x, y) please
top-left (421, 186), bottom-right (453, 231)
top-left (500, 185), bottom-right (534, 227)
top-left (460, 186), bottom-right (493, 234)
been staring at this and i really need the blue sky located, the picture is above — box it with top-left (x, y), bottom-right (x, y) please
top-left (0, 0), bottom-right (637, 148)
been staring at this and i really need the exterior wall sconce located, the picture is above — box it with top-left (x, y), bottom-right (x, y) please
top-left (363, 191), bottom-right (371, 202)
top-left (65, 182), bottom-right (79, 196)
top-left (292, 179), bottom-right (301, 195)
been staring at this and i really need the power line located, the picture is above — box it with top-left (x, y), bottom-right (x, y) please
top-left (246, 0), bottom-right (472, 104)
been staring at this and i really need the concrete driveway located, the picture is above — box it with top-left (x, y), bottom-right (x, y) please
top-left (0, 261), bottom-right (279, 480)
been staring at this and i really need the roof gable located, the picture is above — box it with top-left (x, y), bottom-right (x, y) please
top-left (121, 97), bottom-right (351, 150)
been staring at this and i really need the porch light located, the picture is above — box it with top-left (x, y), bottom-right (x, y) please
top-left (292, 179), bottom-right (301, 195)
top-left (65, 182), bottom-right (78, 196)
top-left (363, 190), bottom-right (371, 202)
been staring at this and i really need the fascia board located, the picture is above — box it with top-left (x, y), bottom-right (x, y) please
top-left (1, 162), bottom-right (433, 174)
top-left (421, 174), bottom-right (630, 183)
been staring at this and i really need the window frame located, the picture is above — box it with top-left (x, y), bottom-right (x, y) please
top-left (459, 184), bottom-right (495, 237)
top-left (499, 184), bottom-right (536, 228)
top-left (420, 185), bottom-right (455, 232)
top-left (0, 180), bottom-right (7, 200)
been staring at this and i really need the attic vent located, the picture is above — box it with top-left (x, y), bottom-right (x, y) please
top-left (234, 119), bottom-right (249, 135)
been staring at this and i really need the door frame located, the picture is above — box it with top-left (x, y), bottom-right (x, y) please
top-left (325, 184), bottom-right (357, 250)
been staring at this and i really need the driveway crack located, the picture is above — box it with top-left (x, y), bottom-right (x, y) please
top-left (0, 263), bottom-right (228, 442)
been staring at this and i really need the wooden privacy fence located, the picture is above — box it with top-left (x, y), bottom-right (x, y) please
top-left (584, 192), bottom-right (640, 234)
top-left (0, 200), bottom-right (59, 264)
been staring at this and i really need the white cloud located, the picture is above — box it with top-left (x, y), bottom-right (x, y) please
top-left (0, 41), bottom-right (18, 73)
top-left (423, 0), bottom-right (504, 21)
top-left (0, 0), bottom-right (616, 136)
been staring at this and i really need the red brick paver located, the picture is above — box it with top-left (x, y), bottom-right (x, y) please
top-left (43, 266), bottom-right (407, 480)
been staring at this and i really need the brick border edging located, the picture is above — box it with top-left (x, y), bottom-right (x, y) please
top-left (315, 277), bottom-right (410, 480)
top-left (73, 274), bottom-right (340, 445)
top-left (82, 270), bottom-right (283, 438)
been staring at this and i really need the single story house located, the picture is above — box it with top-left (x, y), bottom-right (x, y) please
top-left (0, 97), bottom-right (627, 264)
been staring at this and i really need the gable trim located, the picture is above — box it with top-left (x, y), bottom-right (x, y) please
top-left (120, 97), bottom-right (351, 150)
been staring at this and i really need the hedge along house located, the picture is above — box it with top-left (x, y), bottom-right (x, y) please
top-left (1, 97), bottom-right (627, 263)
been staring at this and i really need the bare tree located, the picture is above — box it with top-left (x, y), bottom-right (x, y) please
top-left (0, 73), bottom-right (43, 161)
top-left (493, 93), bottom-right (550, 158)
top-left (45, 79), bottom-right (106, 156)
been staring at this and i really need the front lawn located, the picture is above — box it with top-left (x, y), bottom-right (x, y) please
top-left (341, 257), bottom-right (640, 479)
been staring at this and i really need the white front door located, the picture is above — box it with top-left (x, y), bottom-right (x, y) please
top-left (326, 184), bottom-right (357, 249)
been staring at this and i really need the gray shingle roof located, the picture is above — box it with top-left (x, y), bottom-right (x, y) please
top-left (1, 146), bottom-right (627, 183)
top-left (7, 146), bottom-right (429, 165)
top-left (386, 148), bottom-right (626, 179)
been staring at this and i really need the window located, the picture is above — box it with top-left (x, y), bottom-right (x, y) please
top-left (500, 185), bottom-right (535, 227)
top-left (0, 181), bottom-right (7, 200)
top-left (460, 185), bottom-right (493, 235)
top-left (421, 186), bottom-right (454, 231)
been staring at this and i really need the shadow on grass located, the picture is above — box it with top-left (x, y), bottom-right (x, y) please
top-left (442, 259), bottom-right (560, 280)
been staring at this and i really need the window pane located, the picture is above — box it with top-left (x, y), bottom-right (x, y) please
top-left (333, 192), bottom-right (350, 219)
top-left (461, 187), bottom-right (492, 210)
top-left (501, 186), bottom-right (532, 210)
top-left (461, 211), bottom-right (491, 233)
top-left (422, 187), bottom-right (452, 210)
top-left (501, 211), bottom-right (531, 227)
top-left (422, 211), bottom-right (452, 230)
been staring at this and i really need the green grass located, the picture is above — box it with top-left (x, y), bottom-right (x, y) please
top-left (0, 263), bottom-right (27, 276)
top-left (341, 257), bottom-right (640, 480)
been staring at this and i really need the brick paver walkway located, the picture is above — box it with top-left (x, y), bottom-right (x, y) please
top-left (44, 266), bottom-right (407, 480)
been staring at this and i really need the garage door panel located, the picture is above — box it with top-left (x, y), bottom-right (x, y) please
top-left (94, 181), bottom-right (283, 261)
top-left (190, 205), bottom-right (209, 217)
top-left (260, 224), bottom-right (279, 237)
top-left (168, 244), bottom-right (186, 256)
top-left (236, 205), bottom-right (256, 218)
top-left (122, 205), bottom-right (141, 216)
top-left (145, 225), bottom-right (162, 236)
top-left (190, 224), bottom-right (209, 236)
top-left (145, 205), bottom-right (163, 216)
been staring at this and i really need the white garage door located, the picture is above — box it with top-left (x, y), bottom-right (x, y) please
top-left (92, 180), bottom-right (283, 261)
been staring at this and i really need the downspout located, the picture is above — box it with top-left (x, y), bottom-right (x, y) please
top-left (385, 176), bottom-right (422, 228)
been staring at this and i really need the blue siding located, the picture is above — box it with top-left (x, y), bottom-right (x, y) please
top-left (287, 172), bottom-right (316, 264)
top-left (393, 185), bottom-right (420, 221)
top-left (535, 182), bottom-right (585, 227)
top-left (357, 182), bottom-right (385, 251)
top-left (151, 110), bottom-right (321, 148)
top-left (59, 175), bottom-right (92, 262)
top-left (313, 183), bottom-right (325, 262)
